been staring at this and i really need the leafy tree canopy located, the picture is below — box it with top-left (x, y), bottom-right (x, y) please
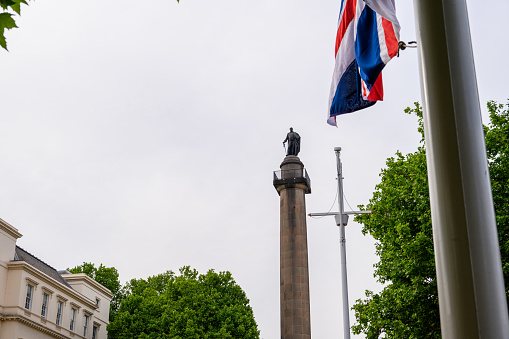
top-left (0, 0), bottom-right (28, 50)
top-left (351, 101), bottom-right (509, 338)
top-left (1, 0), bottom-right (182, 51)
top-left (107, 266), bottom-right (260, 339)
top-left (485, 100), bottom-right (509, 292)
top-left (68, 262), bottom-right (122, 322)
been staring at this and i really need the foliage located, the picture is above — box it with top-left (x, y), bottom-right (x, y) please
top-left (1, 0), bottom-right (183, 51)
top-left (107, 266), bottom-right (260, 339)
top-left (485, 100), bottom-right (509, 303)
top-left (68, 262), bottom-right (122, 322)
top-left (0, 0), bottom-right (28, 50)
top-left (351, 101), bottom-right (509, 338)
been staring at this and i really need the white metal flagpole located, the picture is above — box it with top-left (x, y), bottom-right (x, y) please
top-left (413, 0), bottom-right (509, 337)
top-left (309, 147), bottom-right (373, 339)
top-left (335, 147), bottom-right (350, 339)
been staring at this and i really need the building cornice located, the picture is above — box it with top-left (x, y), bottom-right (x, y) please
top-left (0, 218), bottom-right (22, 239)
top-left (0, 312), bottom-right (72, 339)
top-left (61, 273), bottom-right (114, 299)
top-left (8, 261), bottom-right (97, 309)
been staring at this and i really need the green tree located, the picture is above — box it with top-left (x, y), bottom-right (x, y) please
top-left (0, 0), bottom-right (183, 51)
top-left (68, 262), bottom-right (122, 322)
top-left (0, 0), bottom-right (29, 50)
top-left (351, 101), bottom-right (509, 338)
top-left (485, 100), bottom-right (509, 303)
top-left (107, 266), bottom-right (260, 339)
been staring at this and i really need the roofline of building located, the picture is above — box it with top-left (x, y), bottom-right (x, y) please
top-left (61, 273), bottom-right (114, 299)
top-left (0, 218), bottom-right (22, 239)
top-left (8, 261), bottom-right (98, 310)
top-left (15, 246), bottom-right (72, 288)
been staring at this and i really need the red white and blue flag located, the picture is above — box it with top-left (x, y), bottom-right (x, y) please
top-left (328, 0), bottom-right (400, 126)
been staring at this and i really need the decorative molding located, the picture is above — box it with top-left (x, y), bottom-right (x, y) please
top-left (0, 312), bottom-right (70, 339)
top-left (0, 217), bottom-right (23, 239)
top-left (56, 294), bottom-right (68, 306)
top-left (26, 277), bottom-right (39, 288)
top-left (70, 302), bottom-right (81, 311)
top-left (8, 262), bottom-right (96, 309)
top-left (42, 286), bottom-right (55, 296)
top-left (61, 273), bottom-right (114, 299)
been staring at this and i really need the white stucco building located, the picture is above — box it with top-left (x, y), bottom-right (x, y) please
top-left (0, 218), bottom-right (113, 339)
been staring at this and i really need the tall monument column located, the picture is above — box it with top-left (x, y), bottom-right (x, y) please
top-left (273, 152), bottom-right (311, 339)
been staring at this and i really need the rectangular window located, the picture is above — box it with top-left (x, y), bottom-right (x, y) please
top-left (83, 314), bottom-right (89, 337)
top-left (25, 284), bottom-right (33, 310)
top-left (41, 293), bottom-right (49, 318)
top-left (92, 325), bottom-right (98, 339)
top-left (70, 308), bottom-right (76, 331)
top-left (56, 300), bottom-right (63, 325)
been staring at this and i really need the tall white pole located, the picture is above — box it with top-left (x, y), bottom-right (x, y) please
top-left (413, 0), bottom-right (509, 337)
top-left (335, 147), bottom-right (350, 339)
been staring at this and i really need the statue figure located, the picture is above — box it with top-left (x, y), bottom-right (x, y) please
top-left (283, 127), bottom-right (301, 156)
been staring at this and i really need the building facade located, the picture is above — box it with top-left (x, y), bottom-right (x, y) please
top-left (0, 218), bottom-right (113, 339)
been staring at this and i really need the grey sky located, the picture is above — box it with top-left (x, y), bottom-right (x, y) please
top-left (1, 1), bottom-right (507, 337)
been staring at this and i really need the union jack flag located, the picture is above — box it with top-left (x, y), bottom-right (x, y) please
top-left (328, 0), bottom-right (400, 126)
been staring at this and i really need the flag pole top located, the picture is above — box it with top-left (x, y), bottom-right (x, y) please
top-left (334, 147), bottom-right (342, 152)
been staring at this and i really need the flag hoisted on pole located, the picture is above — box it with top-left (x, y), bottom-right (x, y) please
top-left (328, 0), bottom-right (400, 126)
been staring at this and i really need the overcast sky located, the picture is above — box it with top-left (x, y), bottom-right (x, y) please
top-left (1, 1), bottom-right (508, 338)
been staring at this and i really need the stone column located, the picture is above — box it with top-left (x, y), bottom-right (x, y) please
top-left (273, 156), bottom-right (311, 339)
